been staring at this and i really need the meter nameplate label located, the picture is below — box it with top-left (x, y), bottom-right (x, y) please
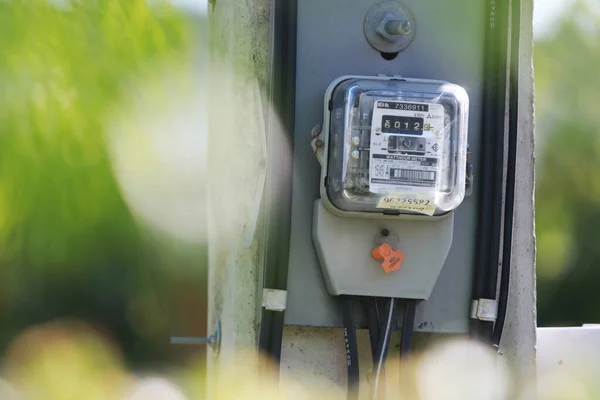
top-left (376, 193), bottom-right (436, 216)
top-left (369, 100), bottom-right (445, 200)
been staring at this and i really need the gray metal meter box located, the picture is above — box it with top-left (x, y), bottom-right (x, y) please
top-left (312, 75), bottom-right (469, 300)
top-left (284, 0), bottom-right (486, 333)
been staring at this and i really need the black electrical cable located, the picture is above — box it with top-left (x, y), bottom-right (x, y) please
top-left (400, 299), bottom-right (417, 356)
top-left (362, 297), bottom-right (381, 363)
top-left (397, 299), bottom-right (417, 393)
top-left (472, 9), bottom-right (495, 333)
top-left (488, 1), bottom-right (512, 341)
top-left (483, 0), bottom-right (511, 340)
top-left (491, 0), bottom-right (520, 347)
top-left (370, 298), bottom-right (395, 400)
top-left (472, 0), bottom-right (501, 315)
top-left (257, 0), bottom-right (297, 362)
top-left (342, 296), bottom-right (360, 400)
top-left (472, 0), bottom-right (511, 341)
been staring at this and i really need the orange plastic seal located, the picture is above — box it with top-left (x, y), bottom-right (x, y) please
top-left (372, 244), bottom-right (405, 274)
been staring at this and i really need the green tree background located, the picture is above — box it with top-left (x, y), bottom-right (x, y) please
top-left (535, 0), bottom-right (600, 326)
top-left (0, 0), bottom-right (207, 369)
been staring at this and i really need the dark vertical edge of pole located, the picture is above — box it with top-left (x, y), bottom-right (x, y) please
top-left (258, 0), bottom-right (297, 363)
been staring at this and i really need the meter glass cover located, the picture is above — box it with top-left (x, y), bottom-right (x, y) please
top-left (324, 78), bottom-right (469, 216)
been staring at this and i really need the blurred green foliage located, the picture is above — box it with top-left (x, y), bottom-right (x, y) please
top-left (535, 0), bottom-right (600, 326)
top-left (0, 0), bottom-right (206, 367)
top-left (0, 0), bottom-right (188, 267)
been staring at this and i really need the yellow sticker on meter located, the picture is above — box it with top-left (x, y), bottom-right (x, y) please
top-left (377, 193), bottom-right (437, 216)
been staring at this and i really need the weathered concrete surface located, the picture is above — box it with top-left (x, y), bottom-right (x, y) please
top-left (206, 0), bottom-right (271, 395)
top-left (209, 0), bottom-right (271, 88)
top-left (280, 327), bottom-right (374, 399)
top-left (498, 0), bottom-right (537, 388)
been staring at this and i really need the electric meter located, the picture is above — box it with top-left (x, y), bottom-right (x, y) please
top-left (321, 76), bottom-right (469, 217)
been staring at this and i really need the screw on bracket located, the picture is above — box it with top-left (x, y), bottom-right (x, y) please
top-left (170, 320), bottom-right (221, 354)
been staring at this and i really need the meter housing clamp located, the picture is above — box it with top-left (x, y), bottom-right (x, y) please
top-left (321, 75), bottom-right (469, 219)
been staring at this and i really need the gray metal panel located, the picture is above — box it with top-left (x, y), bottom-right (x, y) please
top-left (313, 201), bottom-right (453, 299)
top-left (285, 0), bottom-right (485, 332)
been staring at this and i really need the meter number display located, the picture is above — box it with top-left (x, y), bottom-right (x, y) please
top-left (381, 115), bottom-right (428, 135)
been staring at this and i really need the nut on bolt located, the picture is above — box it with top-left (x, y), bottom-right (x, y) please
top-left (364, 1), bottom-right (416, 54)
top-left (376, 12), bottom-right (411, 42)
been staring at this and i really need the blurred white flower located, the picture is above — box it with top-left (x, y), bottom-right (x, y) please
top-left (125, 377), bottom-right (188, 400)
top-left (0, 378), bottom-right (20, 400)
top-left (415, 339), bottom-right (509, 400)
top-left (108, 61), bottom-right (207, 244)
top-left (535, 372), bottom-right (592, 400)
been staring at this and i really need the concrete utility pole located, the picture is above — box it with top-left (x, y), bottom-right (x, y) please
top-left (206, 0), bottom-right (272, 382)
top-left (206, 0), bottom-right (536, 397)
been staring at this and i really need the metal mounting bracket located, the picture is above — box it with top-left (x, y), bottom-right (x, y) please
top-left (470, 299), bottom-right (498, 322)
top-left (262, 288), bottom-right (287, 312)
